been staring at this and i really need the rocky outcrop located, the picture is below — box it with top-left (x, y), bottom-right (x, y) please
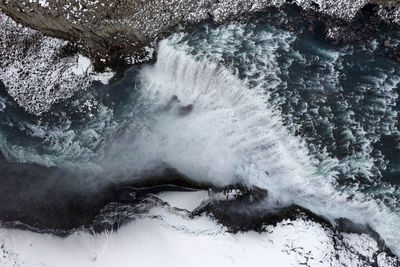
top-left (2, 0), bottom-right (400, 69)
top-left (0, 0), bottom-right (268, 69)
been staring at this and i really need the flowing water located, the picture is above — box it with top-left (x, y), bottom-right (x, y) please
top-left (1, 19), bottom-right (400, 255)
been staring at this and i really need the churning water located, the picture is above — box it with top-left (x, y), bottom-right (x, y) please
top-left (0, 20), bottom-right (400, 254)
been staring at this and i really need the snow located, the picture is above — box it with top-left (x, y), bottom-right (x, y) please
top-left (342, 233), bottom-right (379, 260)
top-left (70, 55), bottom-right (92, 76)
top-left (157, 190), bottom-right (210, 211)
top-left (28, 0), bottom-right (49, 8)
top-left (70, 55), bottom-right (116, 85)
top-left (293, 0), bottom-right (369, 20)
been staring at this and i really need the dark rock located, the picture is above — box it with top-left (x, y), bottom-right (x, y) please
top-left (2, 0), bottom-right (400, 68)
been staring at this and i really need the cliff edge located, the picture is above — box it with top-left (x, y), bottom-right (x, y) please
top-left (1, 0), bottom-right (400, 114)
top-left (2, 0), bottom-right (400, 69)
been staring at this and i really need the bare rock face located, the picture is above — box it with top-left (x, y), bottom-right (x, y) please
top-left (0, 0), bottom-right (164, 69)
top-left (0, 0), bottom-right (289, 69)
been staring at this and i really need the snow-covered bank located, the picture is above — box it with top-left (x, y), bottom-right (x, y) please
top-left (0, 191), bottom-right (398, 267)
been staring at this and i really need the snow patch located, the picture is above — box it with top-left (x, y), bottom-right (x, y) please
top-left (157, 190), bottom-right (210, 211)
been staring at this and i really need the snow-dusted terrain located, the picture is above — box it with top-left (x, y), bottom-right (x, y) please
top-left (0, 11), bottom-right (114, 115)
